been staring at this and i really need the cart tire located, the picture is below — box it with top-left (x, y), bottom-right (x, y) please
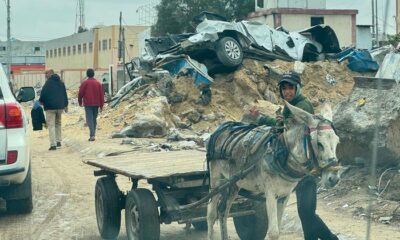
top-left (192, 221), bottom-right (208, 231)
top-left (233, 201), bottom-right (268, 240)
top-left (95, 177), bottom-right (121, 240)
top-left (216, 36), bottom-right (243, 68)
top-left (125, 188), bottom-right (160, 240)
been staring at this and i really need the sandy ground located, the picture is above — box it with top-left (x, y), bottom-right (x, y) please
top-left (0, 104), bottom-right (399, 240)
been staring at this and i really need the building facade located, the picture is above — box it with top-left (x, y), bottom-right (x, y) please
top-left (250, 0), bottom-right (358, 47)
top-left (45, 25), bottom-right (149, 88)
top-left (0, 40), bottom-right (45, 73)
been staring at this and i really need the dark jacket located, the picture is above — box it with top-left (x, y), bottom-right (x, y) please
top-left (39, 74), bottom-right (68, 110)
top-left (31, 101), bottom-right (46, 131)
top-left (78, 78), bottom-right (104, 108)
top-left (256, 94), bottom-right (314, 126)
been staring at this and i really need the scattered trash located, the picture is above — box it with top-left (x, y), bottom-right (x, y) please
top-left (294, 61), bottom-right (305, 74)
top-left (325, 74), bottom-right (337, 85)
top-left (355, 97), bottom-right (366, 111)
top-left (336, 47), bottom-right (379, 72)
top-left (379, 216), bottom-right (393, 224)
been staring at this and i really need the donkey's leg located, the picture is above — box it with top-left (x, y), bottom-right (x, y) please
top-left (207, 161), bottom-right (223, 240)
top-left (265, 189), bottom-right (280, 240)
top-left (277, 195), bottom-right (290, 229)
top-left (219, 185), bottom-right (239, 240)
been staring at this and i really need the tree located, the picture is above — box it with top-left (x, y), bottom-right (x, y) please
top-left (151, 0), bottom-right (258, 36)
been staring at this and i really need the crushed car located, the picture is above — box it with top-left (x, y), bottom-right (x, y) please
top-left (139, 12), bottom-right (341, 75)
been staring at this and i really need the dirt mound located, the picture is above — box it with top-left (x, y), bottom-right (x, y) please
top-left (101, 59), bottom-right (356, 133)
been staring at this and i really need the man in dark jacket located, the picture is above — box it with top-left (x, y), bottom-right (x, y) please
top-left (78, 68), bottom-right (104, 141)
top-left (39, 69), bottom-right (69, 150)
top-left (252, 72), bottom-right (338, 240)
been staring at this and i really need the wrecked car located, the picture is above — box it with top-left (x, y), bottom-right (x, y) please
top-left (143, 12), bottom-right (340, 74)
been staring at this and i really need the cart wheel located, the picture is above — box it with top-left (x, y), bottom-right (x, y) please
top-left (192, 221), bottom-right (208, 231)
top-left (95, 177), bottom-right (121, 240)
top-left (125, 188), bottom-right (160, 240)
top-left (233, 201), bottom-right (268, 240)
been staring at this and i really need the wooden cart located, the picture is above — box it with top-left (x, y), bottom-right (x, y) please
top-left (84, 150), bottom-right (268, 240)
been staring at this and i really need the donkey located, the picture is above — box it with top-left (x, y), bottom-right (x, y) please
top-left (206, 101), bottom-right (341, 240)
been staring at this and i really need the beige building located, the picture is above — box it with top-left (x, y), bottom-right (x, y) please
top-left (250, 0), bottom-right (358, 47)
top-left (45, 25), bottom-right (149, 89)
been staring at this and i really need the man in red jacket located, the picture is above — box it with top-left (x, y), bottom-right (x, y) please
top-left (78, 68), bottom-right (104, 141)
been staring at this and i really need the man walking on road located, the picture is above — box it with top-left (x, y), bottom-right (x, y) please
top-left (39, 69), bottom-right (69, 150)
top-left (78, 68), bottom-right (104, 141)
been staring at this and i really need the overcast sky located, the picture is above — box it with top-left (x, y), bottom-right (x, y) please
top-left (0, 0), bottom-right (156, 41)
top-left (0, 0), bottom-right (396, 41)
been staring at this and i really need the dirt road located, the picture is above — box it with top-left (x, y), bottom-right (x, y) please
top-left (0, 106), bottom-right (399, 240)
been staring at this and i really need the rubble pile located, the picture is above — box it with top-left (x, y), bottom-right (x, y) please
top-left (99, 59), bottom-right (356, 138)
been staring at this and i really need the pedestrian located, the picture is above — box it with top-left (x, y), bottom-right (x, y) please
top-left (78, 68), bottom-right (104, 141)
top-left (251, 72), bottom-right (339, 240)
top-left (39, 69), bottom-right (69, 150)
top-left (31, 100), bottom-right (46, 131)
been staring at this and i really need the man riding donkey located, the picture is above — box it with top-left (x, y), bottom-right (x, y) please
top-left (250, 72), bottom-right (339, 240)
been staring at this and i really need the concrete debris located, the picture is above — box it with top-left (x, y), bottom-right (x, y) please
top-left (334, 77), bottom-right (400, 166)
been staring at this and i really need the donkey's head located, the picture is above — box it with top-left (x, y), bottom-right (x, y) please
top-left (285, 101), bottom-right (341, 188)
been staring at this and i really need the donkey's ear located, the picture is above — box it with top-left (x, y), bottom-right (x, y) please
top-left (319, 102), bottom-right (333, 122)
top-left (284, 100), bottom-right (314, 124)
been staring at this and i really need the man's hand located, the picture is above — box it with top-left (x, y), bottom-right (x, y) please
top-left (64, 107), bottom-right (68, 113)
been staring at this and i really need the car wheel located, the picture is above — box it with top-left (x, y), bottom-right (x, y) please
top-left (95, 177), bottom-right (122, 240)
top-left (125, 188), bottom-right (160, 240)
top-left (216, 36), bottom-right (243, 68)
top-left (7, 166), bottom-right (33, 214)
top-left (233, 201), bottom-right (268, 240)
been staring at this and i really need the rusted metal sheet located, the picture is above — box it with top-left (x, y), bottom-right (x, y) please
top-left (353, 76), bottom-right (397, 90)
top-left (84, 150), bottom-right (207, 179)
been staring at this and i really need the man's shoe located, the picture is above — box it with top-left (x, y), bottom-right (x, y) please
top-left (56, 142), bottom-right (61, 147)
top-left (49, 146), bottom-right (57, 151)
top-left (88, 137), bottom-right (95, 141)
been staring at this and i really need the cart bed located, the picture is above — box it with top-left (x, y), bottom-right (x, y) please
top-left (84, 150), bottom-right (207, 179)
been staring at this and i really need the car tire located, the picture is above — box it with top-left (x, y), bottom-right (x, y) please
top-left (216, 36), bottom-right (243, 68)
top-left (125, 188), bottom-right (160, 240)
top-left (7, 166), bottom-right (33, 214)
top-left (95, 177), bottom-right (122, 240)
top-left (233, 201), bottom-right (268, 240)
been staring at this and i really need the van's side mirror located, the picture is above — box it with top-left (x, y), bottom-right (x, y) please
top-left (16, 87), bottom-right (35, 102)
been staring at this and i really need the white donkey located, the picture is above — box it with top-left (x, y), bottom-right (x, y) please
top-left (206, 101), bottom-right (341, 240)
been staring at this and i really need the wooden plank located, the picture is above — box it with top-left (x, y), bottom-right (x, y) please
top-left (84, 150), bottom-right (207, 179)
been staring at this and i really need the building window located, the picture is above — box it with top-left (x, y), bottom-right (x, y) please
top-left (58, 48), bottom-right (61, 57)
top-left (73, 45), bottom-right (76, 55)
top-left (102, 40), bottom-right (107, 51)
top-left (54, 49), bottom-right (57, 57)
top-left (89, 42), bottom-right (93, 52)
top-left (50, 49), bottom-right (53, 58)
top-left (109, 39), bottom-right (112, 49)
top-left (63, 47), bottom-right (66, 56)
top-left (83, 43), bottom-right (87, 54)
top-left (46, 50), bottom-right (49, 58)
top-left (311, 16), bottom-right (324, 26)
top-left (67, 46), bottom-right (71, 56)
top-left (78, 44), bottom-right (82, 54)
top-left (99, 40), bottom-right (101, 51)
top-left (34, 46), bottom-right (41, 52)
top-left (0, 46), bottom-right (6, 51)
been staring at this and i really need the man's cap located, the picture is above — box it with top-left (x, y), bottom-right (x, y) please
top-left (278, 72), bottom-right (301, 86)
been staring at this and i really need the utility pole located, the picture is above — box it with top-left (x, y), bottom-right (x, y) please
top-left (375, 0), bottom-right (379, 46)
top-left (372, 0), bottom-right (375, 46)
top-left (6, 0), bottom-right (12, 79)
top-left (122, 28), bottom-right (126, 85)
top-left (118, 12), bottom-right (126, 85)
